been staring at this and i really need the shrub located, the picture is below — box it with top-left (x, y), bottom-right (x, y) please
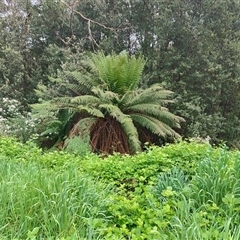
top-left (0, 98), bottom-right (37, 142)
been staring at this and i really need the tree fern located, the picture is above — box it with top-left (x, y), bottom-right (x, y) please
top-left (32, 51), bottom-right (184, 154)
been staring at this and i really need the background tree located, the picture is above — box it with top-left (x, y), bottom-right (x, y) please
top-left (1, 0), bottom-right (239, 147)
top-left (124, 0), bottom-right (240, 146)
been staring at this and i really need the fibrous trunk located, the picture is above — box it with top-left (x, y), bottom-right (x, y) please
top-left (90, 117), bottom-right (131, 154)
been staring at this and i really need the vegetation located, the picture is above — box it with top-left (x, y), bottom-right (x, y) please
top-left (0, 0), bottom-right (239, 148)
top-left (1, 1), bottom-right (240, 239)
top-left (0, 137), bottom-right (240, 239)
top-left (32, 51), bottom-right (184, 154)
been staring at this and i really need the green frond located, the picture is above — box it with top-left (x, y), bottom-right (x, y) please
top-left (124, 84), bottom-right (174, 107)
top-left (125, 103), bottom-right (168, 115)
top-left (131, 113), bottom-right (181, 138)
top-left (125, 53), bottom-right (145, 91)
top-left (126, 103), bottom-right (184, 128)
top-left (75, 106), bottom-right (104, 118)
top-left (117, 90), bottom-right (137, 108)
top-left (52, 95), bottom-right (101, 107)
top-left (30, 101), bottom-right (54, 118)
top-left (88, 51), bottom-right (146, 95)
top-left (91, 86), bottom-right (120, 103)
top-left (50, 96), bottom-right (104, 117)
top-left (40, 120), bottom-right (63, 136)
top-left (64, 71), bottom-right (100, 94)
top-left (99, 103), bottom-right (141, 153)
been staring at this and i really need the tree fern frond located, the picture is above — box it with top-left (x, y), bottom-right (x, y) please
top-left (124, 84), bottom-right (174, 107)
top-left (131, 113), bottom-right (167, 137)
top-left (124, 103), bottom-right (168, 115)
top-left (52, 95), bottom-right (101, 107)
top-left (49, 96), bottom-right (104, 117)
top-left (131, 113), bottom-right (181, 138)
top-left (61, 83), bottom-right (85, 96)
top-left (126, 103), bottom-right (184, 128)
top-left (75, 106), bottom-right (104, 118)
top-left (125, 53), bottom-right (145, 91)
top-left (88, 51), bottom-right (145, 95)
top-left (64, 71), bottom-right (99, 94)
top-left (30, 101), bottom-right (53, 118)
top-left (118, 90), bottom-right (137, 108)
top-left (91, 86), bottom-right (120, 103)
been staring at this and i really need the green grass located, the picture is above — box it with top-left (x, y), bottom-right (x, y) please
top-left (0, 160), bottom-right (112, 239)
top-left (153, 146), bottom-right (240, 240)
top-left (0, 137), bottom-right (240, 239)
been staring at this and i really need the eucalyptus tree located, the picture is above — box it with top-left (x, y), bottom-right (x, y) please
top-left (33, 51), bottom-right (184, 154)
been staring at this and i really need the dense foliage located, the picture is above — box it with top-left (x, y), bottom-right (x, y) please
top-left (1, 137), bottom-right (240, 239)
top-left (0, 0), bottom-right (239, 147)
top-left (1, 2), bottom-right (239, 239)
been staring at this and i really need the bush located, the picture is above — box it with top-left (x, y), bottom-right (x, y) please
top-left (0, 98), bottom-right (37, 142)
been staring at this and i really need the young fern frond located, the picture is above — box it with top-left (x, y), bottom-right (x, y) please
top-left (125, 54), bottom-right (145, 91)
top-left (88, 51), bottom-right (145, 95)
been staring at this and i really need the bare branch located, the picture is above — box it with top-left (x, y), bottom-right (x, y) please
top-left (87, 19), bottom-right (100, 50)
top-left (60, 0), bottom-right (116, 31)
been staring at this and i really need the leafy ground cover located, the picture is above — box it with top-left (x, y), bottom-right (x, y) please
top-left (0, 137), bottom-right (240, 239)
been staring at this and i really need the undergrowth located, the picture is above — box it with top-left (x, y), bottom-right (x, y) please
top-left (0, 136), bottom-right (239, 239)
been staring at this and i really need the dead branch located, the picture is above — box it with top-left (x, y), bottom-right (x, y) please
top-left (60, 0), bottom-right (116, 31)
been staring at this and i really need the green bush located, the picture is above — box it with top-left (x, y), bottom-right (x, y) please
top-left (78, 141), bottom-right (211, 192)
top-left (0, 136), bottom-right (42, 160)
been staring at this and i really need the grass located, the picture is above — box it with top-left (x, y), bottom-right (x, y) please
top-left (0, 160), bottom-right (112, 239)
top-left (0, 137), bottom-right (240, 239)
top-left (154, 146), bottom-right (240, 240)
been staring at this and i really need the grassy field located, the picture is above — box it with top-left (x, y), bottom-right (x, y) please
top-left (0, 137), bottom-right (240, 239)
